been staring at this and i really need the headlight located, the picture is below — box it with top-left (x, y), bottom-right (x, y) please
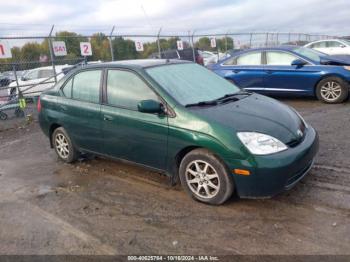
top-left (344, 66), bottom-right (350, 71)
top-left (237, 132), bottom-right (288, 155)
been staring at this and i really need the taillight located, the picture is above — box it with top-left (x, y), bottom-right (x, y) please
top-left (37, 97), bottom-right (41, 112)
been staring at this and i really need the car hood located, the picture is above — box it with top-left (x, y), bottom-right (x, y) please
top-left (320, 56), bottom-right (350, 66)
top-left (188, 93), bottom-right (305, 145)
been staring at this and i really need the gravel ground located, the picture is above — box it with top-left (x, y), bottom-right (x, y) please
top-left (0, 98), bottom-right (349, 255)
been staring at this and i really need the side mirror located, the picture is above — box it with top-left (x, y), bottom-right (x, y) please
top-left (291, 59), bottom-right (307, 67)
top-left (137, 99), bottom-right (163, 114)
top-left (21, 76), bottom-right (27, 81)
top-left (340, 44), bottom-right (346, 48)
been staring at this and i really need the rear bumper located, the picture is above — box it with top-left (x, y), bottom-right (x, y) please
top-left (225, 126), bottom-right (319, 198)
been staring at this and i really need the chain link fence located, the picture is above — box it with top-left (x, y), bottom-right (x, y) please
top-left (0, 28), bottom-right (333, 115)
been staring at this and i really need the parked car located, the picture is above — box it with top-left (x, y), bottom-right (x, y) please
top-left (149, 48), bottom-right (204, 65)
top-left (209, 46), bottom-right (350, 103)
top-left (304, 39), bottom-right (350, 55)
top-left (0, 70), bottom-right (26, 87)
top-left (38, 59), bottom-right (318, 205)
top-left (199, 50), bottom-right (225, 66)
top-left (8, 65), bottom-right (71, 98)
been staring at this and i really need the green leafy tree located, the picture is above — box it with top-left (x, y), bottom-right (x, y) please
top-left (90, 33), bottom-right (111, 61)
top-left (112, 37), bottom-right (139, 60)
top-left (54, 31), bottom-right (88, 58)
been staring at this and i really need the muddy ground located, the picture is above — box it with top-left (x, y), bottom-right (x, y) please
top-left (0, 98), bottom-right (349, 255)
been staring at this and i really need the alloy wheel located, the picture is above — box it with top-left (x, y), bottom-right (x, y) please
top-left (55, 133), bottom-right (70, 159)
top-left (320, 81), bottom-right (342, 102)
top-left (185, 160), bottom-right (220, 199)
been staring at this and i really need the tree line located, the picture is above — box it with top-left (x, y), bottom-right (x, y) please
top-left (0, 31), bottom-right (235, 71)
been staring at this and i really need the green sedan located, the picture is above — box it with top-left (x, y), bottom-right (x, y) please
top-left (38, 60), bottom-right (319, 205)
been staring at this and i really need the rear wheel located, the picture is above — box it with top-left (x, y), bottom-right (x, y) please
top-left (316, 77), bottom-right (349, 103)
top-left (179, 149), bottom-right (234, 205)
top-left (0, 111), bottom-right (7, 120)
top-left (52, 127), bottom-right (78, 163)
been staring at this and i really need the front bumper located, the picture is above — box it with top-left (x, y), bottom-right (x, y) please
top-left (225, 126), bottom-right (319, 198)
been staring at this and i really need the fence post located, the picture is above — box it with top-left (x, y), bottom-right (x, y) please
top-left (265, 32), bottom-right (269, 47)
top-left (249, 33), bottom-right (253, 48)
top-left (48, 25), bottom-right (57, 83)
top-left (189, 30), bottom-right (196, 62)
top-left (157, 27), bottom-right (162, 58)
top-left (109, 26), bottom-right (115, 61)
top-left (276, 33), bottom-right (279, 46)
top-left (12, 64), bottom-right (20, 99)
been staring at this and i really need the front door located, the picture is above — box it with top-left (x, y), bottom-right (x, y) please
top-left (101, 69), bottom-right (168, 170)
top-left (263, 51), bottom-right (317, 96)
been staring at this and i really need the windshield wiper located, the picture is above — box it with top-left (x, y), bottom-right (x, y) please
top-left (185, 90), bottom-right (252, 108)
top-left (185, 100), bottom-right (218, 108)
top-left (214, 90), bottom-right (252, 102)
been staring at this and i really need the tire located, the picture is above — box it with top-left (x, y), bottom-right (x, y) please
top-left (52, 127), bottom-right (78, 163)
top-left (0, 111), bottom-right (8, 120)
top-left (179, 148), bottom-right (234, 205)
top-left (316, 77), bottom-right (349, 103)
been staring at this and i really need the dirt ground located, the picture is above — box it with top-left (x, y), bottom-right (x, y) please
top-left (0, 98), bottom-right (349, 256)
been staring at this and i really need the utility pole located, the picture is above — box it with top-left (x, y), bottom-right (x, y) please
top-left (157, 27), bottom-right (162, 58)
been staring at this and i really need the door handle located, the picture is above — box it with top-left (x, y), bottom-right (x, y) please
top-left (265, 70), bottom-right (273, 74)
top-left (103, 115), bottom-right (113, 121)
top-left (232, 69), bottom-right (240, 73)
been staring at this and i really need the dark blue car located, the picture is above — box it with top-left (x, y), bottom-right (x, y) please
top-left (209, 46), bottom-right (350, 103)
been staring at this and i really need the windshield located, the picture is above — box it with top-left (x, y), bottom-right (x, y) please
top-left (146, 63), bottom-right (240, 106)
top-left (293, 47), bottom-right (327, 63)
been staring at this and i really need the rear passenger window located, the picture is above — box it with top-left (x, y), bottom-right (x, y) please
top-left (236, 52), bottom-right (261, 65)
top-left (72, 70), bottom-right (101, 103)
top-left (107, 70), bottom-right (158, 110)
top-left (311, 42), bottom-right (327, 48)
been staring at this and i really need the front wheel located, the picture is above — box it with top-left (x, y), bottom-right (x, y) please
top-left (52, 127), bottom-right (78, 163)
top-left (316, 77), bottom-right (349, 103)
top-left (179, 149), bottom-right (234, 205)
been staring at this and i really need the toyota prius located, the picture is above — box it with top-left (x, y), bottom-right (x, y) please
top-left (38, 60), bottom-right (318, 205)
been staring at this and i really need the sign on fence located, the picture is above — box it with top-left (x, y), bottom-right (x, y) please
top-left (0, 41), bottom-right (12, 59)
top-left (177, 40), bottom-right (184, 50)
top-left (80, 42), bottom-right (92, 56)
top-left (135, 41), bottom-right (144, 52)
top-left (52, 41), bottom-right (67, 56)
top-left (210, 38), bottom-right (216, 48)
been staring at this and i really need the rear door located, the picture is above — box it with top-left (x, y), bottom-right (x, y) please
top-left (57, 69), bottom-right (103, 152)
top-left (101, 68), bottom-right (168, 170)
top-left (263, 50), bottom-right (317, 95)
top-left (219, 51), bottom-right (267, 92)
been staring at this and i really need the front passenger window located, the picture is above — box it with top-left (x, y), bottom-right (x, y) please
top-left (266, 51), bottom-right (298, 65)
top-left (107, 70), bottom-right (159, 110)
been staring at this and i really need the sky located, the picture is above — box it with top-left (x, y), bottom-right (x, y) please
top-left (0, 0), bottom-right (349, 36)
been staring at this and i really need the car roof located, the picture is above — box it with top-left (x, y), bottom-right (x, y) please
top-left (79, 59), bottom-right (191, 70)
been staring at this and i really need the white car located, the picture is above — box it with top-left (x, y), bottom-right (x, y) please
top-left (8, 65), bottom-right (71, 98)
top-left (304, 39), bottom-right (350, 55)
top-left (199, 51), bottom-right (226, 66)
